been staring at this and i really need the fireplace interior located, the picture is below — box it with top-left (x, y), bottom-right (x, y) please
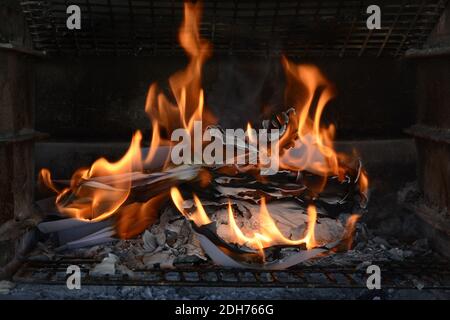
top-left (0, 0), bottom-right (450, 299)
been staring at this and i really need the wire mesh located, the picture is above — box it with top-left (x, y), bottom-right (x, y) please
top-left (20, 0), bottom-right (449, 57)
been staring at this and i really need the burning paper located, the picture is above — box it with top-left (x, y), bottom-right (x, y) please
top-left (37, 2), bottom-right (368, 269)
top-left (170, 187), bottom-right (361, 269)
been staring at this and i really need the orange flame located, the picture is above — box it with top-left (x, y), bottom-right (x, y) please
top-left (170, 187), bottom-right (211, 226)
top-left (39, 168), bottom-right (60, 194)
top-left (279, 58), bottom-right (346, 181)
top-left (40, 131), bottom-right (143, 222)
top-left (246, 122), bottom-right (257, 144)
top-left (144, 2), bottom-right (214, 138)
top-left (116, 193), bottom-right (167, 239)
top-left (170, 190), bottom-right (362, 256)
top-left (40, 3), bottom-right (214, 236)
top-left (359, 170), bottom-right (369, 196)
top-left (227, 198), bottom-right (317, 252)
top-left (39, 2), bottom-right (368, 247)
top-left (342, 214), bottom-right (361, 250)
top-left (170, 193), bottom-right (319, 257)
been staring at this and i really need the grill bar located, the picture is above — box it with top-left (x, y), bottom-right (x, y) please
top-left (13, 258), bottom-right (450, 289)
top-left (20, 0), bottom-right (449, 57)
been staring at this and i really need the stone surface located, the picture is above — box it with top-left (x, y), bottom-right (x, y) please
top-left (0, 280), bottom-right (15, 295)
top-left (2, 284), bottom-right (449, 300)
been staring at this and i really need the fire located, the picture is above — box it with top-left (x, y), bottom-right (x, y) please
top-left (170, 191), bottom-right (361, 257)
top-left (342, 214), bottom-right (361, 250)
top-left (40, 131), bottom-right (143, 222)
top-left (170, 187), bottom-right (211, 226)
top-left (115, 193), bottom-right (167, 239)
top-left (144, 120), bottom-right (162, 165)
top-left (227, 198), bottom-right (317, 252)
top-left (169, 190), bottom-right (319, 256)
top-left (144, 2), bottom-right (214, 140)
top-left (39, 2), bottom-right (214, 235)
top-left (39, 0), bottom-right (368, 250)
top-left (359, 170), bottom-right (369, 196)
top-left (39, 168), bottom-right (59, 194)
top-left (279, 59), bottom-right (346, 180)
top-left (246, 123), bottom-right (257, 144)
top-left (143, 2), bottom-right (216, 168)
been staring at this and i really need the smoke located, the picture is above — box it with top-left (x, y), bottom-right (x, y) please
top-left (205, 56), bottom-right (285, 129)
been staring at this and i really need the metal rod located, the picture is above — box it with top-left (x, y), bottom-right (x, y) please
top-left (85, 0), bottom-right (99, 55)
top-left (340, 0), bottom-right (362, 58)
top-left (107, 0), bottom-right (118, 56)
top-left (405, 46), bottom-right (450, 57)
top-left (128, 0), bottom-right (137, 55)
top-left (395, 0), bottom-right (427, 57)
top-left (405, 125), bottom-right (450, 144)
top-left (0, 43), bottom-right (46, 57)
top-left (377, 0), bottom-right (405, 57)
top-left (0, 130), bottom-right (48, 144)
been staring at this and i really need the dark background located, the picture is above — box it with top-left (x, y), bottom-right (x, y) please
top-left (35, 56), bottom-right (417, 142)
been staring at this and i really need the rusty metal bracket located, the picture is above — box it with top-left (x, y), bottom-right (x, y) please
top-left (405, 46), bottom-right (450, 58)
top-left (0, 43), bottom-right (46, 58)
top-left (0, 130), bottom-right (48, 145)
top-left (405, 125), bottom-right (450, 144)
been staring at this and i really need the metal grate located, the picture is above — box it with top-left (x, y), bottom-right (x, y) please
top-left (13, 257), bottom-right (450, 289)
top-left (21, 0), bottom-right (448, 57)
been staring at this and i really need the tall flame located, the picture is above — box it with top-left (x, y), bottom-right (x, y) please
top-left (144, 2), bottom-right (214, 139)
top-left (39, 2), bottom-right (214, 236)
top-left (279, 58), bottom-right (346, 181)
